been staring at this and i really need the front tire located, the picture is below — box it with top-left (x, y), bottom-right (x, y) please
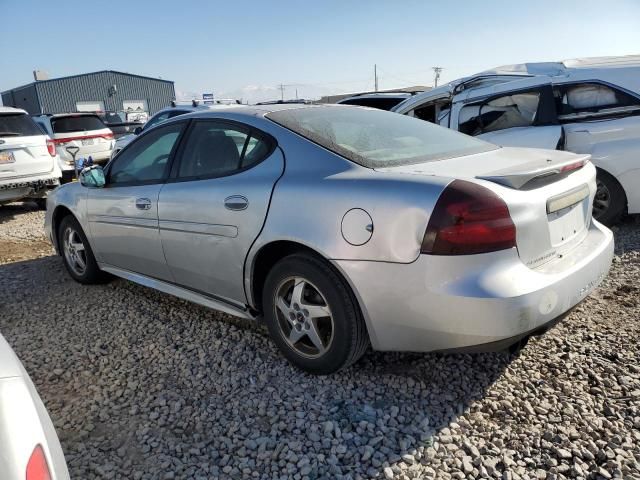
top-left (593, 169), bottom-right (626, 226)
top-left (262, 254), bottom-right (369, 374)
top-left (58, 215), bottom-right (108, 284)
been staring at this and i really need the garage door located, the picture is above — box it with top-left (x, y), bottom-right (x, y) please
top-left (76, 101), bottom-right (105, 112)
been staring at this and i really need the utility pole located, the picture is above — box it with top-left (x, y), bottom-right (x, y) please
top-left (432, 67), bottom-right (443, 88)
top-left (374, 64), bottom-right (378, 92)
top-left (279, 84), bottom-right (285, 101)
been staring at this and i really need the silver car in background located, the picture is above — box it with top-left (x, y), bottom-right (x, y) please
top-left (0, 333), bottom-right (69, 479)
top-left (44, 105), bottom-right (613, 374)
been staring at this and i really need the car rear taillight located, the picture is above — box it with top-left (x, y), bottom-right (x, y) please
top-left (421, 180), bottom-right (516, 255)
top-left (26, 445), bottom-right (52, 480)
top-left (46, 139), bottom-right (56, 157)
top-left (559, 159), bottom-right (587, 173)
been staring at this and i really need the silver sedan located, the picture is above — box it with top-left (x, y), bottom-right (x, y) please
top-left (44, 105), bottom-right (614, 374)
top-left (0, 333), bottom-right (69, 479)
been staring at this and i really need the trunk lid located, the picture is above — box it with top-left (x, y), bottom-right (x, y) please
top-left (377, 146), bottom-right (596, 269)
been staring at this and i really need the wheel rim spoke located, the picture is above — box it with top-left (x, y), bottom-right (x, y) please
top-left (71, 240), bottom-right (85, 252)
top-left (305, 320), bottom-right (326, 354)
top-left (288, 325), bottom-right (305, 344)
top-left (276, 297), bottom-right (291, 318)
top-left (303, 303), bottom-right (331, 320)
top-left (290, 279), bottom-right (306, 306)
top-left (75, 252), bottom-right (86, 269)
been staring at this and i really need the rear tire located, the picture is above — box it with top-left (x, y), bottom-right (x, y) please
top-left (58, 215), bottom-right (109, 284)
top-left (593, 169), bottom-right (626, 226)
top-left (262, 253), bottom-right (369, 374)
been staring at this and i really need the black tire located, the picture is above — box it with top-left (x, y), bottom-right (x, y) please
top-left (262, 253), bottom-right (369, 374)
top-left (593, 169), bottom-right (626, 226)
top-left (57, 215), bottom-right (109, 284)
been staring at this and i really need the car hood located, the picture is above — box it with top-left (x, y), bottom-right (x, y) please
top-left (375, 146), bottom-right (590, 189)
top-left (0, 334), bottom-right (25, 379)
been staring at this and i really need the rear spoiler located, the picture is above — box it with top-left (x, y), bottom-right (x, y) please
top-left (477, 154), bottom-right (591, 190)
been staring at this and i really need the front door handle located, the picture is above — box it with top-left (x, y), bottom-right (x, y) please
top-left (224, 195), bottom-right (248, 211)
top-left (135, 198), bottom-right (152, 210)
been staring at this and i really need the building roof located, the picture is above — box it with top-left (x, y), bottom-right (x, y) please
top-left (2, 70), bottom-right (173, 95)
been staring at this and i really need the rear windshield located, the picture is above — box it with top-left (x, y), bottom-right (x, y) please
top-left (340, 97), bottom-right (408, 111)
top-left (51, 115), bottom-right (106, 133)
top-left (267, 106), bottom-right (497, 168)
top-left (0, 113), bottom-right (44, 137)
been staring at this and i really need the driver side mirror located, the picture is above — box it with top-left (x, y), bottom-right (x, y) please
top-left (134, 126), bottom-right (142, 135)
top-left (79, 165), bottom-right (106, 188)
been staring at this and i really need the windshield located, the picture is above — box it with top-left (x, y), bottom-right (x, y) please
top-left (267, 106), bottom-right (496, 168)
top-left (51, 115), bottom-right (106, 133)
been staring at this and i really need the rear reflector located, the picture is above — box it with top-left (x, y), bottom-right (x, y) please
top-left (46, 139), bottom-right (56, 157)
top-left (26, 445), bottom-right (52, 480)
top-left (421, 180), bottom-right (516, 255)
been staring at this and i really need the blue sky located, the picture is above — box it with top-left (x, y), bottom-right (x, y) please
top-left (1, 0), bottom-right (639, 102)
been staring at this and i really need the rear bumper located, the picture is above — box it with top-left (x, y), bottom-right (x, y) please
top-left (0, 175), bottom-right (60, 202)
top-left (334, 220), bottom-right (614, 352)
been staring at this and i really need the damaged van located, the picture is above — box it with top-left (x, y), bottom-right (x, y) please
top-left (392, 55), bottom-right (640, 225)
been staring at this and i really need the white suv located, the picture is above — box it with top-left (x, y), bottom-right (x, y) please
top-left (33, 113), bottom-right (114, 182)
top-left (0, 107), bottom-right (60, 208)
top-left (392, 55), bottom-right (640, 225)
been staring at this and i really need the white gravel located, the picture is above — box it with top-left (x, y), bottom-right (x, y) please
top-left (0, 202), bottom-right (639, 480)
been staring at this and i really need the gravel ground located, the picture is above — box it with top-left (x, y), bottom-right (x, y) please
top-left (0, 202), bottom-right (638, 480)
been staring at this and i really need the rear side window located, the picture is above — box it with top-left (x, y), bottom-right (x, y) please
top-left (0, 114), bottom-right (44, 137)
top-left (177, 121), bottom-right (271, 179)
top-left (51, 115), bottom-right (106, 133)
top-left (554, 82), bottom-right (640, 120)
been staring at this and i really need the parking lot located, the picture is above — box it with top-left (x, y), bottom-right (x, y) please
top-left (0, 202), bottom-right (637, 480)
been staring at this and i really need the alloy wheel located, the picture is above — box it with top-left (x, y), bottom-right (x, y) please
top-left (63, 227), bottom-right (87, 276)
top-left (274, 277), bottom-right (334, 358)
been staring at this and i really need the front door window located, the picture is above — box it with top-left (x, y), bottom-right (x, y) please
top-left (108, 123), bottom-right (183, 185)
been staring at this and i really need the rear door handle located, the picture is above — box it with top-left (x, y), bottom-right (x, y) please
top-left (224, 195), bottom-right (248, 211)
top-left (135, 198), bottom-right (152, 210)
